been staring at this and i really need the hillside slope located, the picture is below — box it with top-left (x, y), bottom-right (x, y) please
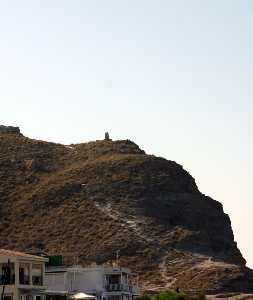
top-left (0, 126), bottom-right (252, 294)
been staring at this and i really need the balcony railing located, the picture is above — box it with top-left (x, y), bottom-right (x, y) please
top-left (0, 274), bottom-right (15, 285)
top-left (105, 284), bottom-right (132, 292)
top-left (32, 276), bottom-right (43, 286)
top-left (19, 275), bottom-right (30, 285)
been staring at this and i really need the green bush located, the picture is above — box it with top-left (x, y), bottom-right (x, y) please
top-left (135, 294), bottom-right (152, 300)
top-left (136, 290), bottom-right (190, 300)
top-left (153, 290), bottom-right (190, 300)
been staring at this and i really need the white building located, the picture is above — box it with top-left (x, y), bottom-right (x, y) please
top-left (45, 265), bottom-right (139, 300)
top-left (0, 249), bottom-right (48, 300)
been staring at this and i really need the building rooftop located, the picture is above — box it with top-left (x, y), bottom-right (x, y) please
top-left (46, 265), bottom-right (132, 274)
top-left (0, 249), bottom-right (48, 261)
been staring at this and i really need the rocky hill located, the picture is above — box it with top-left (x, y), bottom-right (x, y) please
top-left (0, 125), bottom-right (252, 294)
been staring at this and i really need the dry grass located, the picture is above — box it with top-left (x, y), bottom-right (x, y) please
top-left (0, 133), bottom-right (251, 294)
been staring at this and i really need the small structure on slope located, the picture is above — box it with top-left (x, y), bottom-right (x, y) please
top-left (104, 132), bottom-right (111, 141)
top-left (0, 125), bottom-right (21, 135)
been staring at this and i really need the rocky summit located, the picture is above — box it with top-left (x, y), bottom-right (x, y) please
top-left (0, 125), bottom-right (252, 294)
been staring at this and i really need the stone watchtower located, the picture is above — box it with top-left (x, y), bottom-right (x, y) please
top-left (104, 132), bottom-right (111, 141)
top-left (0, 125), bottom-right (21, 135)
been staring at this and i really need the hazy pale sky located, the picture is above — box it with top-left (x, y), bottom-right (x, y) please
top-left (1, 1), bottom-right (253, 267)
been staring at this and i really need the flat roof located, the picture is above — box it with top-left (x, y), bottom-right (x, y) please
top-left (46, 265), bottom-right (133, 274)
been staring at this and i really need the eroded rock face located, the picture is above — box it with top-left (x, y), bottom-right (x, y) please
top-left (0, 125), bottom-right (21, 135)
top-left (0, 127), bottom-right (252, 294)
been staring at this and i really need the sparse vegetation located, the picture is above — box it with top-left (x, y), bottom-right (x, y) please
top-left (136, 290), bottom-right (190, 300)
top-left (0, 128), bottom-right (251, 293)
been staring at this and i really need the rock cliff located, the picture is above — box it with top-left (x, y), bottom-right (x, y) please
top-left (0, 126), bottom-right (252, 294)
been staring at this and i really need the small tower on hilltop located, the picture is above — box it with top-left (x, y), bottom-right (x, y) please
top-left (104, 132), bottom-right (111, 141)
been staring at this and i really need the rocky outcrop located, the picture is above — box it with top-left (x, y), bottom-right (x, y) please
top-left (0, 125), bottom-right (21, 135)
top-left (0, 127), bottom-right (252, 294)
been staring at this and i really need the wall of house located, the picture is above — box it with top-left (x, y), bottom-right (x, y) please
top-left (45, 273), bottom-right (67, 292)
top-left (45, 268), bottom-right (138, 299)
top-left (66, 269), bottom-right (104, 293)
top-left (0, 285), bottom-right (17, 300)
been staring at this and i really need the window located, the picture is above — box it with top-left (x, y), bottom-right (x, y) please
top-left (108, 296), bottom-right (121, 300)
top-left (32, 264), bottom-right (43, 286)
top-left (19, 263), bottom-right (30, 285)
top-left (0, 263), bottom-right (15, 285)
